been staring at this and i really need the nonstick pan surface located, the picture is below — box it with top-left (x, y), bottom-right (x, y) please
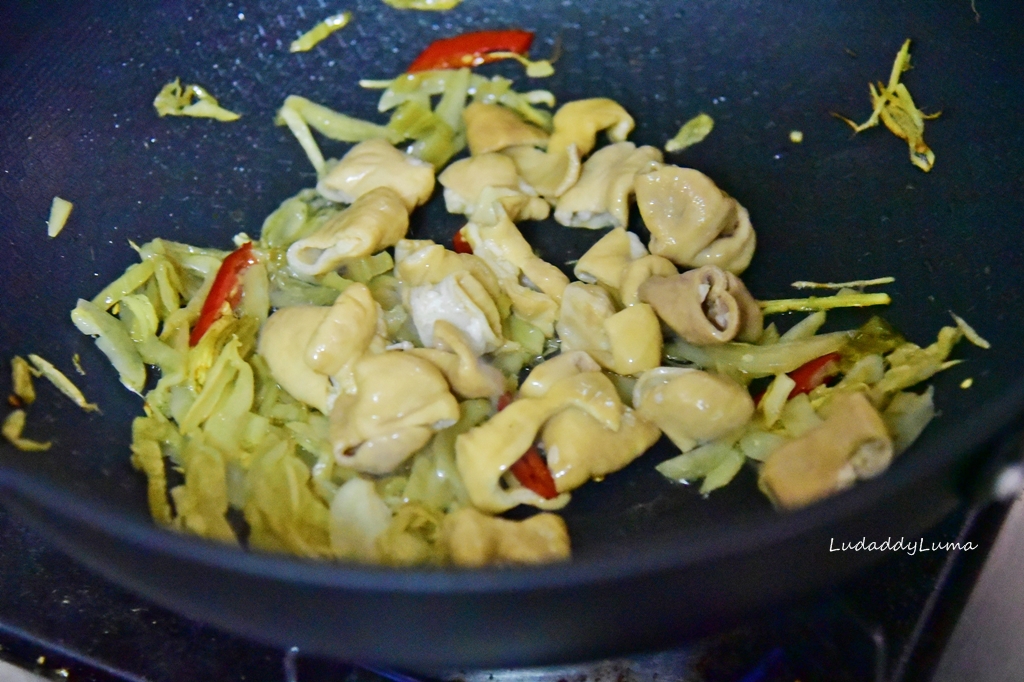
top-left (1, 0), bottom-right (1023, 669)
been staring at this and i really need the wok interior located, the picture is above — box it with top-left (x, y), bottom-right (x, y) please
top-left (1, 0), bottom-right (1021, 565)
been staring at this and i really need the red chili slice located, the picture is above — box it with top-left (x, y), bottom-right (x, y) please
top-left (496, 392), bottom-right (559, 499)
top-left (510, 446), bottom-right (559, 500)
top-left (407, 30), bottom-right (535, 73)
top-left (452, 229), bottom-right (473, 254)
top-left (189, 242), bottom-right (258, 347)
top-left (787, 352), bottom-right (842, 399)
top-left (752, 351), bottom-right (843, 405)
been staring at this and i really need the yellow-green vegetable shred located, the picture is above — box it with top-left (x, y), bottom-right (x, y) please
top-left (289, 12), bottom-right (352, 53)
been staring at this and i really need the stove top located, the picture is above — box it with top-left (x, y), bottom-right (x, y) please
top-left (0, 497), bottom-right (1012, 682)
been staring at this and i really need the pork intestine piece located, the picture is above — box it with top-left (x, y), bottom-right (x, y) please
top-left (556, 282), bottom-right (662, 375)
top-left (438, 153), bottom-right (549, 225)
top-left (573, 227), bottom-right (649, 291)
top-left (635, 165), bottom-right (756, 274)
top-left (639, 265), bottom-right (763, 346)
top-left (463, 101), bottom-right (550, 156)
top-left (542, 406), bottom-right (660, 493)
top-left (502, 98), bottom-right (635, 200)
top-left (554, 142), bottom-right (662, 229)
top-left (455, 366), bottom-right (624, 513)
top-left (442, 507), bottom-right (570, 567)
top-left (287, 187), bottom-right (409, 277)
top-left (331, 352), bottom-right (459, 475)
top-left (407, 321), bottom-right (505, 400)
top-left (317, 138), bottom-right (435, 210)
top-left (633, 367), bottom-right (755, 453)
top-left (759, 392), bottom-right (894, 509)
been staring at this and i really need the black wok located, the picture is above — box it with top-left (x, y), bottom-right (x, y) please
top-left (1, 0), bottom-right (1023, 670)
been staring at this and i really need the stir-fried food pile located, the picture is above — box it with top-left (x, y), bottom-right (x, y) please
top-left (56, 32), bottom-right (981, 568)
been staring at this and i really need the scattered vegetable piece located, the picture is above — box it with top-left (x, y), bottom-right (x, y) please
top-left (276, 103), bottom-right (326, 175)
top-left (789, 130), bottom-right (803, 144)
top-left (791, 277), bottom-right (894, 290)
top-left (2, 409), bottom-right (51, 452)
top-left (656, 436), bottom-right (745, 494)
top-left (496, 392), bottom-right (514, 412)
top-left (777, 312), bottom-right (826, 343)
top-left (840, 316), bottom-right (906, 368)
top-left (758, 292), bottom-right (891, 316)
top-left (665, 332), bottom-right (853, 380)
top-left (91, 260), bottom-right (156, 311)
top-left (70, 301), bottom-right (147, 394)
top-left (868, 326), bottom-right (963, 401)
top-left (738, 428), bottom-right (788, 463)
top-left (961, 378), bottom-right (973, 389)
top-left (949, 312), bottom-right (990, 349)
top-left (72, 354), bottom-right (85, 375)
top-left (382, 0), bottom-right (463, 9)
top-left (130, 438), bottom-right (174, 525)
top-left (153, 78), bottom-right (241, 122)
top-left (47, 197), bottom-right (73, 238)
top-left (665, 113), bottom-right (714, 153)
top-left (757, 324), bottom-right (780, 346)
top-left (26, 354), bottom-right (98, 412)
top-left (760, 374), bottom-right (796, 427)
top-left (833, 39), bottom-right (940, 172)
top-left (487, 51), bottom-right (555, 78)
top-left (280, 95), bottom-right (401, 144)
top-left (190, 241), bottom-right (258, 346)
top-left (883, 387), bottom-right (936, 455)
top-left (344, 252), bottom-right (395, 284)
top-left (276, 95), bottom-right (405, 174)
top-left (289, 12), bottom-right (352, 52)
top-left (407, 30), bottom-right (534, 72)
top-left (699, 449), bottom-right (746, 494)
top-left (778, 394), bottom-right (824, 438)
top-left (11, 356), bottom-right (36, 405)
top-left (358, 79), bottom-right (395, 90)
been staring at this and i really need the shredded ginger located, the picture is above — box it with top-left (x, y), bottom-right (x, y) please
top-left (153, 78), bottom-right (241, 122)
top-left (381, 0), bottom-right (464, 9)
top-left (11, 356), bottom-right (36, 405)
top-left (791, 277), bottom-right (895, 290)
top-left (833, 39), bottom-right (940, 172)
top-left (289, 12), bottom-right (352, 52)
top-left (950, 312), bottom-right (991, 349)
top-left (2, 409), bottom-right (51, 452)
top-left (758, 292), bottom-right (891, 316)
top-left (27, 354), bottom-right (99, 412)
